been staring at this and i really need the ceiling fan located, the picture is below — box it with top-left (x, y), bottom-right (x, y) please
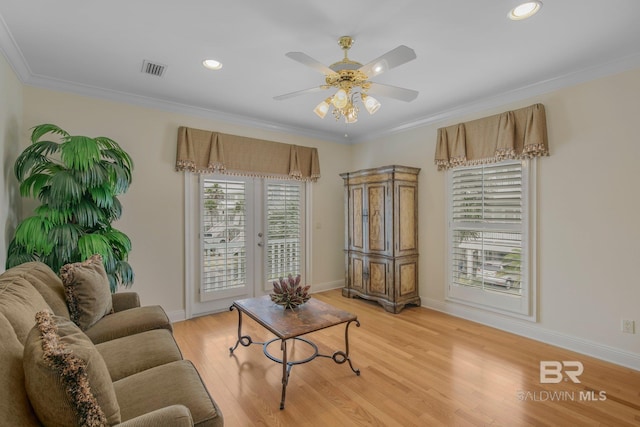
top-left (273, 36), bottom-right (418, 123)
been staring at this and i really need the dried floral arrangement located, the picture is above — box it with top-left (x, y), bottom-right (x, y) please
top-left (270, 274), bottom-right (310, 310)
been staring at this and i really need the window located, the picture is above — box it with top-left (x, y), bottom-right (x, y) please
top-left (265, 182), bottom-right (302, 282)
top-left (446, 160), bottom-right (535, 319)
top-left (201, 179), bottom-right (247, 296)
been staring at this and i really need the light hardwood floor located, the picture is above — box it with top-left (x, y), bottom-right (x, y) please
top-left (172, 289), bottom-right (640, 426)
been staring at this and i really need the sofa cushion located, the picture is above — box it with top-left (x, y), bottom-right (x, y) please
top-left (96, 329), bottom-right (183, 381)
top-left (0, 274), bottom-right (52, 343)
top-left (118, 405), bottom-right (194, 427)
top-left (114, 360), bottom-right (223, 427)
top-left (23, 311), bottom-right (121, 426)
top-left (84, 304), bottom-right (172, 344)
top-left (0, 312), bottom-right (40, 426)
top-left (0, 261), bottom-right (71, 318)
top-left (60, 254), bottom-right (113, 331)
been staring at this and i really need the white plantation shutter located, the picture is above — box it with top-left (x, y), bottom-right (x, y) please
top-left (447, 160), bottom-right (533, 318)
top-left (266, 181), bottom-right (302, 282)
top-left (452, 163), bottom-right (522, 223)
top-left (201, 179), bottom-right (247, 296)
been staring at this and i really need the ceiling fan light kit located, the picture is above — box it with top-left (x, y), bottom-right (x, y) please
top-left (275, 35), bottom-right (418, 124)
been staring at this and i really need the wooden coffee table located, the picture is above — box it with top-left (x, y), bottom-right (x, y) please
top-left (229, 295), bottom-right (360, 409)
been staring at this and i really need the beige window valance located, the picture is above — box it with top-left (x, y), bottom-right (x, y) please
top-left (176, 126), bottom-right (321, 181)
top-left (434, 103), bottom-right (549, 170)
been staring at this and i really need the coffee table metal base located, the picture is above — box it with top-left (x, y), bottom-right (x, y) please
top-left (229, 304), bottom-right (360, 409)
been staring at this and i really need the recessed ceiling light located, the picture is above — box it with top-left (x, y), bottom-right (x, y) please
top-left (508, 1), bottom-right (542, 20)
top-left (202, 59), bottom-right (223, 70)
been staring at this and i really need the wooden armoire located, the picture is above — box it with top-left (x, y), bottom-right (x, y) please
top-left (341, 165), bottom-right (420, 313)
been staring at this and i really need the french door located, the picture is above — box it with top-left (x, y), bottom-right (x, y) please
top-left (185, 174), bottom-right (306, 317)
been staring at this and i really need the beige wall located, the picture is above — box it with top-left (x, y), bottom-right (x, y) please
top-left (21, 87), bottom-right (351, 313)
top-left (351, 68), bottom-right (640, 365)
top-left (0, 52), bottom-right (22, 270)
top-left (4, 49), bottom-right (639, 367)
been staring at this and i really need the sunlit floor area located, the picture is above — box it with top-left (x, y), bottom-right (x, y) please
top-left (172, 289), bottom-right (640, 426)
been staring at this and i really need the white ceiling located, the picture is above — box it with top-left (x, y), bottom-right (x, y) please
top-left (1, 1), bottom-right (639, 143)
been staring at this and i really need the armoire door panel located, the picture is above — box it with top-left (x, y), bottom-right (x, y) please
top-left (398, 185), bottom-right (417, 253)
top-left (351, 187), bottom-right (364, 250)
top-left (352, 256), bottom-right (364, 291)
top-left (368, 260), bottom-right (388, 296)
top-left (368, 184), bottom-right (386, 252)
top-left (398, 260), bottom-right (417, 297)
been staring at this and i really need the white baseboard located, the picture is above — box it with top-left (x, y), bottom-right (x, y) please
top-left (422, 297), bottom-right (640, 371)
top-left (168, 280), bottom-right (342, 324)
top-left (310, 279), bottom-right (344, 293)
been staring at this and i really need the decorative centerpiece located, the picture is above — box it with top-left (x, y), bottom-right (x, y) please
top-left (270, 274), bottom-right (311, 310)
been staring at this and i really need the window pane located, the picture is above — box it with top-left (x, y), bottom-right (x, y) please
top-left (452, 230), bottom-right (522, 295)
top-left (202, 179), bottom-right (246, 292)
top-left (266, 182), bottom-right (301, 281)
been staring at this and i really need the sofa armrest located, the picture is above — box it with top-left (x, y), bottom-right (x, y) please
top-left (111, 292), bottom-right (141, 312)
top-left (118, 405), bottom-right (193, 427)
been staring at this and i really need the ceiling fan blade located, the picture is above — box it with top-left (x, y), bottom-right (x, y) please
top-left (273, 86), bottom-right (326, 101)
top-left (359, 45), bottom-right (417, 78)
top-left (285, 52), bottom-right (337, 76)
top-left (368, 82), bottom-right (419, 102)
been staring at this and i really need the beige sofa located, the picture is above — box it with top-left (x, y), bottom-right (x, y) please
top-left (0, 261), bottom-right (223, 426)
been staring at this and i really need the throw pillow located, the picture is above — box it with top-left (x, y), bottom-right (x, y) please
top-left (60, 254), bottom-right (113, 331)
top-left (23, 310), bottom-right (121, 426)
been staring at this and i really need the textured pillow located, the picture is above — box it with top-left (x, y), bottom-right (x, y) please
top-left (23, 310), bottom-right (121, 426)
top-left (60, 254), bottom-right (113, 331)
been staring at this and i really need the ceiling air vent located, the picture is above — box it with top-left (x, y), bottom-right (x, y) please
top-left (141, 60), bottom-right (166, 77)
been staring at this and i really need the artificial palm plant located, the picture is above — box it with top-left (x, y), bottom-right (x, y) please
top-left (6, 124), bottom-right (134, 291)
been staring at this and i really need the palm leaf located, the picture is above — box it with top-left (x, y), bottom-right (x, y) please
top-left (100, 146), bottom-right (134, 172)
top-left (114, 260), bottom-right (135, 290)
top-left (25, 140), bottom-right (61, 156)
top-left (48, 170), bottom-right (83, 207)
top-left (30, 124), bottom-right (69, 143)
top-left (89, 185), bottom-right (114, 209)
top-left (48, 224), bottom-right (82, 262)
top-left (14, 150), bottom-right (54, 182)
top-left (74, 198), bottom-right (105, 228)
top-left (104, 162), bottom-right (132, 194)
top-left (14, 216), bottom-right (54, 254)
top-left (19, 173), bottom-right (52, 198)
top-left (102, 228), bottom-right (132, 256)
top-left (5, 240), bottom-right (38, 268)
top-left (34, 205), bottom-right (73, 225)
top-left (105, 196), bottom-right (123, 222)
top-left (78, 234), bottom-right (115, 269)
top-left (61, 135), bottom-right (101, 171)
top-left (73, 162), bottom-right (109, 188)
